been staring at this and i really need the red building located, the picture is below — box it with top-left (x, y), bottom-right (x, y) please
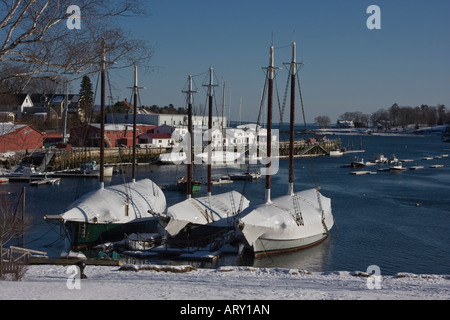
top-left (0, 123), bottom-right (44, 152)
top-left (70, 124), bottom-right (156, 148)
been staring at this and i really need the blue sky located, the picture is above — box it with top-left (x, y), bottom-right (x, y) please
top-left (97, 0), bottom-right (450, 124)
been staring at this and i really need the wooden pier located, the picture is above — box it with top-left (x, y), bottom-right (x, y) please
top-left (27, 257), bottom-right (123, 266)
top-left (278, 138), bottom-right (341, 157)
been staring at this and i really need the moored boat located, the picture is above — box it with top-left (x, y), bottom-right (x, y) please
top-left (389, 162), bottom-right (407, 172)
top-left (350, 157), bottom-right (366, 169)
top-left (237, 43), bottom-right (334, 257)
top-left (227, 172), bottom-right (261, 181)
top-left (156, 151), bottom-right (187, 164)
top-left (161, 70), bottom-right (250, 244)
top-left (45, 47), bottom-right (166, 250)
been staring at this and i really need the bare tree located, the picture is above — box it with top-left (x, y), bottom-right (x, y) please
top-left (0, 0), bottom-right (153, 93)
top-left (314, 115), bottom-right (331, 128)
top-left (0, 189), bottom-right (30, 250)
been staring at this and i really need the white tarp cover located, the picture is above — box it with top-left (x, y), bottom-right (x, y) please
top-left (238, 189), bottom-right (334, 247)
top-left (165, 191), bottom-right (250, 236)
top-left (59, 179), bottom-right (166, 224)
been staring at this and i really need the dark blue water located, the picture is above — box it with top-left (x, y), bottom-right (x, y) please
top-left (2, 134), bottom-right (449, 275)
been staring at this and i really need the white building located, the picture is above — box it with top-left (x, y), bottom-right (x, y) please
top-left (138, 133), bottom-right (173, 148)
top-left (107, 113), bottom-right (226, 129)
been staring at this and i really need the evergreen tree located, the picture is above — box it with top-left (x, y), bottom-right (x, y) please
top-left (79, 76), bottom-right (94, 123)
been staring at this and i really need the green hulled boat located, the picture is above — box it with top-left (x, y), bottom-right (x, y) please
top-left (45, 179), bottom-right (166, 250)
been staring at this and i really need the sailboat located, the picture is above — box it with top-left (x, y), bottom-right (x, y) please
top-left (162, 69), bottom-right (250, 242)
top-left (45, 43), bottom-right (166, 250)
top-left (237, 44), bottom-right (334, 257)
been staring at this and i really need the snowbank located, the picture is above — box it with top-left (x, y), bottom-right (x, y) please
top-left (1, 265), bottom-right (448, 301)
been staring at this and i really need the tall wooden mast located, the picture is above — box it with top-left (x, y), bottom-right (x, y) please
top-left (263, 46), bottom-right (277, 203)
top-left (100, 38), bottom-right (106, 189)
top-left (183, 75), bottom-right (198, 199)
top-left (203, 67), bottom-right (218, 196)
top-left (284, 42), bottom-right (303, 195)
top-left (128, 64), bottom-right (145, 183)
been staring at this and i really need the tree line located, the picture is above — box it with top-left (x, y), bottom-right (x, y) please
top-left (315, 104), bottom-right (450, 129)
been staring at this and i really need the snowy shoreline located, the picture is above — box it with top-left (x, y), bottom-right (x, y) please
top-left (1, 264), bottom-right (449, 301)
top-left (313, 125), bottom-right (448, 137)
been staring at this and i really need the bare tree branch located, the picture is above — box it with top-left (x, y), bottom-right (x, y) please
top-left (0, 0), bottom-right (153, 91)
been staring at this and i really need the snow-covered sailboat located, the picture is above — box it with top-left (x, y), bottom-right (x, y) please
top-left (237, 44), bottom-right (334, 257)
top-left (45, 45), bottom-right (166, 250)
top-left (162, 69), bottom-right (250, 241)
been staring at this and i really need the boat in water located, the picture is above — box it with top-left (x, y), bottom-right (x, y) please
top-left (156, 151), bottom-right (187, 164)
top-left (81, 160), bottom-right (113, 177)
top-left (45, 179), bottom-right (166, 250)
top-left (45, 52), bottom-right (166, 250)
top-left (350, 157), bottom-right (366, 169)
top-left (237, 44), bottom-right (334, 257)
top-left (194, 150), bottom-right (242, 165)
top-left (161, 70), bottom-right (250, 245)
top-left (389, 162), bottom-right (407, 172)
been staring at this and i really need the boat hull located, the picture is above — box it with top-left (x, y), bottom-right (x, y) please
top-left (45, 179), bottom-right (167, 250)
top-left (237, 189), bottom-right (334, 258)
top-left (252, 233), bottom-right (329, 257)
top-left (164, 191), bottom-right (250, 237)
top-left (65, 218), bottom-right (160, 250)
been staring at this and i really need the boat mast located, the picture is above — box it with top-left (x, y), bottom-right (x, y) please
top-left (264, 46), bottom-right (276, 203)
top-left (284, 42), bottom-right (303, 195)
top-left (221, 81), bottom-right (226, 139)
top-left (100, 38), bottom-right (106, 189)
top-left (129, 64), bottom-right (145, 183)
top-left (203, 67), bottom-right (218, 196)
top-left (183, 75), bottom-right (198, 199)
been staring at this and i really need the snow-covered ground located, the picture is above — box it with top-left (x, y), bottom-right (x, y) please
top-left (1, 264), bottom-right (449, 301)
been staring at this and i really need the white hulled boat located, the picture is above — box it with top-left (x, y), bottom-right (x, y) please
top-left (237, 44), bottom-right (334, 257)
top-left (162, 69), bottom-right (250, 242)
top-left (157, 151), bottom-right (187, 164)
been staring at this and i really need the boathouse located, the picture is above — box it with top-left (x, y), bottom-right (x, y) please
top-left (0, 123), bottom-right (44, 153)
top-left (69, 124), bottom-right (157, 148)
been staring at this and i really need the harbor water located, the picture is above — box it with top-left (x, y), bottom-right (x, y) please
top-left (1, 133), bottom-right (449, 276)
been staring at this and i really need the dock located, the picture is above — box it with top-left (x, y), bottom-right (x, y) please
top-left (28, 257), bottom-right (123, 266)
top-left (51, 171), bottom-right (99, 178)
top-left (30, 178), bottom-right (61, 186)
top-left (278, 138), bottom-right (342, 157)
top-left (123, 246), bottom-right (223, 263)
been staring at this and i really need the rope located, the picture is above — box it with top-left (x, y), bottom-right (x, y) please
top-left (296, 72), bottom-right (330, 233)
top-left (278, 72), bottom-right (291, 132)
top-left (296, 72), bottom-right (320, 190)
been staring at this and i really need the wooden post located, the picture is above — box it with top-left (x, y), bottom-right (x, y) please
top-left (21, 187), bottom-right (25, 247)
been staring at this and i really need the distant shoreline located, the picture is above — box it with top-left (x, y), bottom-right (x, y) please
top-left (311, 124), bottom-right (448, 138)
